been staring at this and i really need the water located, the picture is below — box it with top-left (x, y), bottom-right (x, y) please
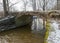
top-left (0, 16), bottom-right (44, 43)
top-left (31, 16), bottom-right (45, 36)
top-left (0, 25), bottom-right (44, 43)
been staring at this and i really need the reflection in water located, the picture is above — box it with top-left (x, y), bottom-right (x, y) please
top-left (31, 16), bottom-right (45, 36)
top-left (0, 24), bottom-right (44, 43)
top-left (31, 16), bottom-right (43, 31)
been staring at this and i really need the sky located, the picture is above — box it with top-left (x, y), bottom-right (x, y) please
top-left (0, 0), bottom-right (57, 12)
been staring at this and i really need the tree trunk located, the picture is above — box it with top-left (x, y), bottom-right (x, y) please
top-left (57, 0), bottom-right (60, 10)
top-left (7, 0), bottom-right (9, 13)
top-left (3, 0), bottom-right (9, 17)
top-left (32, 0), bottom-right (36, 11)
top-left (43, 0), bottom-right (46, 29)
top-left (43, 0), bottom-right (45, 11)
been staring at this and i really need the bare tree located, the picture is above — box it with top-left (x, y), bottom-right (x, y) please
top-left (3, 0), bottom-right (19, 16)
top-left (21, 0), bottom-right (28, 11)
top-left (32, 0), bottom-right (36, 11)
top-left (3, 0), bottom-right (21, 12)
top-left (9, 0), bottom-right (20, 12)
top-left (31, 0), bottom-right (36, 11)
top-left (9, 1), bottom-right (20, 8)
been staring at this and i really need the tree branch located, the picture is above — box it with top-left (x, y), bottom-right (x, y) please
top-left (9, 1), bottom-right (20, 7)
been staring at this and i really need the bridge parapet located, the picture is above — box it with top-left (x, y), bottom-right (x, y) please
top-left (14, 11), bottom-right (60, 19)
